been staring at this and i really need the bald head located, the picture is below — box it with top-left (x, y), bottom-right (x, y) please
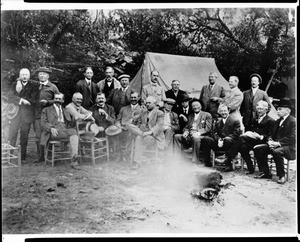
top-left (72, 92), bottom-right (83, 107)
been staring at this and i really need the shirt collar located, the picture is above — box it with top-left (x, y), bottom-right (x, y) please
top-left (131, 104), bottom-right (138, 109)
top-left (85, 78), bottom-right (91, 83)
top-left (151, 82), bottom-right (157, 87)
top-left (258, 113), bottom-right (266, 121)
top-left (40, 80), bottom-right (49, 86)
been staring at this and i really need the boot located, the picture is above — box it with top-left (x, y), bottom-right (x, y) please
top-left (34, 145), bottom-right (45, 163)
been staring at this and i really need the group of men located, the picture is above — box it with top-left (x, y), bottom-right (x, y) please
top-left (6, 67), bottom-right (295, 184)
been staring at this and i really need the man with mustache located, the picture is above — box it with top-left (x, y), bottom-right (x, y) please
top-left (7, 68), bottom-right (39, 163)
top-left (142, 70), bottom-right (166, 108)
top-left (75, 67), bottom-right (99, 109)
top-left (97, 66), bottom-right (121, 99)
top-left (240, 73), bottom-right (271, 131)
top-left (34, 67), bottom-right (60, 163)
top-left (40, 93), bottom-right (81, 170)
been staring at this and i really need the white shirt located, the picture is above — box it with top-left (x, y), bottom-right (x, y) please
top-left (121, 86), bottom-right (128, 92)
top-left (222, 117), bottom-right (228, 125)
top-left (85, 78), bottom-right (91, 86)
top-left (54, 104), bottom-right (64, 122)
top-left (252, 87), bottom-right (259, 96)
top-left (279, 114), bottom-right (289, 126)
top-left (209, 84), bottom-right (215, 90)
top-left (40, 80), bottom-right (49, 86)
top-left (257, 113), bottom-right (266, 124)
top-left (191, 112), bottom-right (200, 130)
top-left (183, 106), bottom-right (189, 115)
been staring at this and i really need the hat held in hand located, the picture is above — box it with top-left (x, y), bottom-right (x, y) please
top-left (105, 124), bottom-right (122, 136)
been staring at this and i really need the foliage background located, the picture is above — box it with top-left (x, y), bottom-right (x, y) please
top-left (1, 8), bottom-right (295, 104)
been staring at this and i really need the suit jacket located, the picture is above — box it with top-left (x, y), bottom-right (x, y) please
top-left (248, 115), bottom-right (275, 142)
top-left (199, 84), bottom-right (226, 119)
top-left (65, 102), bottom-right (91, 121)
top-left (272, 115), bottom-right (296, 159)
top-left (222, 87), bottom-right (243, 113)
top-left (40, 105), bottom-right (75, 145)
top-left (137, 107), bottom-right (165, 149)
top-left (165, 89), bottom-right (187, 114)
top-left (90, 103), bottom-right (116, 129)
top-left (163, 109), bottom-right (180, 133)
top-left (7, 79), bottom-right (39, 123)
top-left (184, 111), bottom-right (212, 136)
top-left (106, 86), bottom-right (136, 115)
top-left (97, 78), bottom-right (121, 95)
top-left (213, 116), bottom-right (241, 141)
top-left (117, 104), bottom-right (143, 127)
top-left (142, 83), bottom-right (166, 105)
top-left (177, 105), bottom-right (194, 133)
top-left (241, 89), bottom-right (271, 129)
top-left (75, 79), bottom-right (99, 109)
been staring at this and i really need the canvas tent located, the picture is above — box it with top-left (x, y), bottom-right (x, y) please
top-left (130, 52), bottom-right (230, 97)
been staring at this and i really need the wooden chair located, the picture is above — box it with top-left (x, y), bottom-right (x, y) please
top-left (45, 139), bottom-right (71, 167)
top-left (2, 142), bottom-right (21, 176)
top-left (130, 136), bottom-right (159, 164)
top-left (76, 121), bottom-right (109, 165)
top-left (268, 155), bottom-right (291, 181)
top-left (211, 149), bottom-right (240, 170)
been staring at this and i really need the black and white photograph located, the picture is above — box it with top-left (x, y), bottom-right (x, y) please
top-left (1, 1), bottom-right (297, 240)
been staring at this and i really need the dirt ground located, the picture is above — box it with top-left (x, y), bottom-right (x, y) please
top-left (2, 141), bottom-right (297, 239)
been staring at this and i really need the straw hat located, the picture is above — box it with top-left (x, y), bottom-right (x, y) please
top-left (105, 124), bottom-right (122, 136)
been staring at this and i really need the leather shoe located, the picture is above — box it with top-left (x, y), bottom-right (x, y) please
top-left (71, 162), bottom-right (81, 170)
top-left (277, 177), bottom-right (286, 184)
top-left (245, 170), bottom-right (254, 175)
top-left (254, 173), bottom-right (272, 179)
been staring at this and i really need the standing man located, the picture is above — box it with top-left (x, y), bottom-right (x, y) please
top-left (223, 100), bottom-right (275, 174)
top-left (142, 70), bottom-right (166, 108)
top-left (115, 91), bottom-right (143, 162)
top-left (221, 76), bottom-right (244, 130)
top-left (34, 67), bottom-right (60, 163)
top-left (241, 73), bottom-right (271, 131)
top-left (7, 68), bottom-right (39, 163)
top-left (177, 93), bottom-right (193, 134)
top-left (75, 67), bottom-right (99, 109)
top-left (97, 66), bottom-right (121, 99)
top-left (40, 93), bottom-right (81, 170)
top-left (253, 98), bottom-right (295, 184)
top-left (201, 104), bottom-right (241, 169)
top-left (165, 80), bottom-right (187, 114)
top-left (127, 96), bottom-right (165, 170)
top-left (174, 99), bottom-right (212, 163)
top-left (106, 74), bottom-right (136, 116)
top-left (199, 72), bottom-right (226, 121)
top-left (161, 98), bottom-right (180, 153)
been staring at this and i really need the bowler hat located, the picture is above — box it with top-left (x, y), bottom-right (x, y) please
top-left (118, 74), bottom-right (130, 80)
top-left (35, 67), bottom-right (52, 74)
top-left (163, 98), bottom-right (176, 105)
top-left (181, 93), bottom-right (192, 102)
top-left (250, 73), bottom-right (262, 84)
top-left (273, 98), bottom-right (293, 109)
top-left (105, 124), bottom-right (122, 136)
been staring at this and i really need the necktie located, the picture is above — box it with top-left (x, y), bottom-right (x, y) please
top-left (58, 107), bottom-right (63, 122)
top-left (39, 83), bottom-right (44, 91)
top-left (184, 108), bottom-right (187, 115)
top-left (274, 117), bottom-right (283, 139)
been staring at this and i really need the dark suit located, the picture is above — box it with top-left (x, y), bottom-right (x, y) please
top-left (90, 104), bottom-right (116, 132)
top-left (201, 116), bottom-right (241, 166)
top-left (75, 79), bottom-right (99, 109)
top-left (7, 80), bottom-right (39, 160)
top-left (165, 89), bottom-right (187, 114)
top-left (106, 86), bottom-right (136, 115)
top-left (254, 115), bottom-right (296, 178)
top-left (227, 115), bottom-right (275, 172)
top-left (199, 84), bottom-right (226, 120)
top-left (241, 89), bottom-right (271, 131)
top-left (177, 105), bottom-right (193, 134)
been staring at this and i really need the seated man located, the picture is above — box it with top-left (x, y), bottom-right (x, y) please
top-left (40, 93), bottom-right (81, 170)
top-left (201, 104), bottom-right (241, 169)
top-left (126, 96), bottom-right (165, 170)
top-left (174, 99), bottom-right (212, 163)
top-left (162, 98), bottom-right (180, 153)
top-left (253, 98), bottom-right (296, 184)
top-left (65, 92), bottom-right (103, 137)
top-left (115, 91), bottom-right (143, 162)
top-left (90, 92), bottom-right (116, 157)
top-left (223, 100), bottom-right (275, 174)
top-left (177, 93), bottom-right (193, 133)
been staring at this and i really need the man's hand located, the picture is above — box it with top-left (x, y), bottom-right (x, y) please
top-left (179, 114), bottom-right (188, 122)
top-left (183, 131), bottom-right (189, 138)
top-left (192, 132), bottom-right (201, 139)
top-left (268, 141), bottom-right (280, 149)
top-left (21, 98), bottom-right (31, 105)
top-left (50, 127), bottom-right (58, 137)
top-left (143, 131), bottom-right (152, 137)
top-left (210, 97), bottom-right (219, 102)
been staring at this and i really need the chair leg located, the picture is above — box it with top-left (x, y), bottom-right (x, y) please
top-left (17, 145), bottom-right (21, 177)
top-left (211, 150), bottom-right (215, 167)
top-left (51, 143), bottom-right (55, 167)
top-left (91, 141), bottom-right (95, 166)
top-left (286, 159), bottom-right (289, 181)
top-left (106, 139), bottom-right (110, 162)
